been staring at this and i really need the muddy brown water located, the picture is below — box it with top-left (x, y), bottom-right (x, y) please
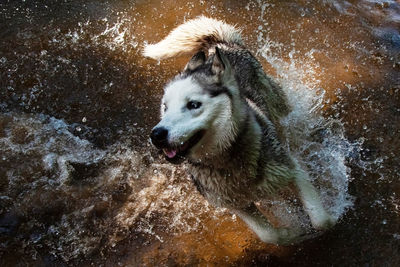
top-left (1, 0), bottom-right (400, 266)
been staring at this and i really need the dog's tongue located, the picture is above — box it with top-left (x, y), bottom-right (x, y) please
top-left (164, 148), bottom-right (177, 158)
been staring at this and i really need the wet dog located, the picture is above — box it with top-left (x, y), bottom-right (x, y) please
top-left (144, 16), bottom-right (335, 245)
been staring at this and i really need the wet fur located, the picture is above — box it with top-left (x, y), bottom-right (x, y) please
top-left (144, 16), bottom-right (335, 245)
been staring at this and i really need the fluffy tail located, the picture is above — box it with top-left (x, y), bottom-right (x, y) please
top-left (143, 16), bottom-right (242, 60)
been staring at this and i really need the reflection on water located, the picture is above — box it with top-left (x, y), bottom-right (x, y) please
top-left (1, 0), bottom-right (399, 265)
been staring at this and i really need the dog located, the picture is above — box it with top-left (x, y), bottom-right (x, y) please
top-left (143, 16), bottom-right (335, 245)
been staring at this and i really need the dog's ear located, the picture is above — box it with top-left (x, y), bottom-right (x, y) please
top-left (211, 47), bottom-right (232, 82)
top-left (184, 51), bottom-right (206, 72)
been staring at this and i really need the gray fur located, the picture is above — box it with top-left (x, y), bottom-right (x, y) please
top-left (148, 18), bottom-right (335, 245)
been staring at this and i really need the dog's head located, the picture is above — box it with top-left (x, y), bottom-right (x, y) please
top-left (150, 48), bottom-right (245, 163)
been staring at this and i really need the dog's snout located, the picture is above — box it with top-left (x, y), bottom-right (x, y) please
top-left (151, 127), bottom-right (168, 140)
top-left (150, 127), bottom-right (169, 147)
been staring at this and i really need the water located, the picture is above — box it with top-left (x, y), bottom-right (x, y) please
top-left (1, 0), bottom-right (399, 266)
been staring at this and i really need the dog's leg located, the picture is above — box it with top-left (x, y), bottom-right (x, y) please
top-left (234, 203), bottom-right (300, 245)
top-left (294, 172), bottom-right (336, 230)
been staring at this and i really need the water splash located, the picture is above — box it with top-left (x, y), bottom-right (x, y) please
top-left (257, 38), bottom-right (357, 228)
top-left (1, 0), bottom-right (399, 265)
top-left (0, 112), bottom-right (228, 261)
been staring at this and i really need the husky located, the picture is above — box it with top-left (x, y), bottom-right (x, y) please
top-left (143, 16), bottom-right (335, 245)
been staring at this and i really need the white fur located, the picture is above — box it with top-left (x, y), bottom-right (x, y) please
top-left (143, 16), bottom-right (242, 60)
top-left (155, 77), bottom-right (241, 159)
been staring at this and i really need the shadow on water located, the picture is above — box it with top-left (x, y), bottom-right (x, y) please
top-left (1, 0), bottom-right (400, 266)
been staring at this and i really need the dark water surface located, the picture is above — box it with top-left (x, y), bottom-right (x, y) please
top-left (1, 0), bottom-right (400, 266)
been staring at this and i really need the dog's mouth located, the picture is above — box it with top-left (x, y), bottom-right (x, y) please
top-left (163, 130), bottom-right (205, 162)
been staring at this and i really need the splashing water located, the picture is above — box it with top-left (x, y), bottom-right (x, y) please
top-left (0, 111), bottom-right (230, 262)
top-left (1, 0), bottom-right (400, 266)
top-left (0, 34), bottom-right (356, 263)
top-left (260, 40), bottom-right (356, 220)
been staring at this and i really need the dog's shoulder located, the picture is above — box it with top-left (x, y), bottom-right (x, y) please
top-left (218, 46), bottom-right (291, 124)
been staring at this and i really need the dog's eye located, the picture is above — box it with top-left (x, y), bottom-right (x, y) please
top-left (162, 103), bottom-right (167, 112)
top-left (187, 101), bottom-right (202, 110)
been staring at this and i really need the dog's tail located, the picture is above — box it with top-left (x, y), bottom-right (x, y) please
top-left (143, 16), bottom-right (242, 60)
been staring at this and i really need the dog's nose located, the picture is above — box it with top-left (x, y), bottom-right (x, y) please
top-left (150, 127), bottom-right (169, 147)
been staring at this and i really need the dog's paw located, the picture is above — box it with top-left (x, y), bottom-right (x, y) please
top-left (311, 214), bottom-right (337, 231)
top-left (273, 227), bottom-right (304, 246)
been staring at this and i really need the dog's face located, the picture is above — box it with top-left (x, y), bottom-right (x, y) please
top-left (150, 49), bottom-right (243, 163)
